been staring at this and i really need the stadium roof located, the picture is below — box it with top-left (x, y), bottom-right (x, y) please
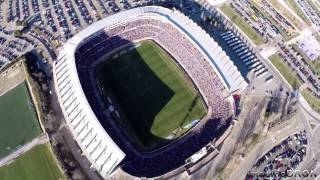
top-left (53, 6), bottom-right (247, 178)
top-left (69, 6), bottom-right (247, 93)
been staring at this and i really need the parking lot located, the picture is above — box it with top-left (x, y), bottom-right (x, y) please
top-left (277, 43), bottom-right (320, 97)
top-left (230, 0), bottom-right (297, 42)
top-left (297, 0), bottom-right (320, 30)
top-left (0, 0), bottom-right (169, 69)
top-left (1, 0), bottom-right (159, 38)
top-left (246, 131), bottom-right (307, 179)
top-left (0, 34), bottom-right (33, 69)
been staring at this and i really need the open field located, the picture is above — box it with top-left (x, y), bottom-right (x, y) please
top-left (285, 0), bottom-right (312, 25)
top-left (220, 4), bottom-right (264, 45)
top-left (0, 62), bottom-right (25, 96)
top-left (98, 41), bottom-right (207, 149)
top-left (302, 89), bottom-right (320, 113)
top-left (269, 54), bottom-right (302, 88)
top-left (0, 144), bottom-right (65, 180)
top-left (0, 82), bottom-right (41, 158)
top-left (291, 43), bottom-right (320, 76)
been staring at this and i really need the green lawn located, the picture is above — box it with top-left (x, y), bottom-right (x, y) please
top-left (285, 0), bottom-right (312, 25)
top-left (302, 89), bottom-right (320, 113)
top-left (269, 54), bottom-right (302, 89)
top-left (97, 41), bottom-right (207, 150)
top-left (0, 144), bottom-right (65, 180)
top-left (0, 82), bottom-right (41, 158)
top-left (220, 4), bottom-right (264, 45)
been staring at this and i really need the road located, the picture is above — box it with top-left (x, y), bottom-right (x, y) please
top-left (227, 116), bottom-right (303, 180)
top-left (295, 97), bottom-right (320, 176)
top-left (298, 92), bottom-right (320, 122)
top-left (223, 91), bottom-right (320, 179)
top-left (224, 93), bottom-right (320, 179)
top-left (0, 133), bottom-right (49, 167)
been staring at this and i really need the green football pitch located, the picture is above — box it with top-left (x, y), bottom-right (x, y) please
top-left (97, 41), bottom-right (207, 149)
top-left (0, 82), bottom-right (41, 158)
top-left (0, 144), bottom-right (65, 180)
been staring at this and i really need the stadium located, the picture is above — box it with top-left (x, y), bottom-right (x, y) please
top-left (53, 6), bottom-right (247, 178)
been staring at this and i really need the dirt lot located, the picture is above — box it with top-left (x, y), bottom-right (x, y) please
top-left (0, 62), bottom-right (25, 96)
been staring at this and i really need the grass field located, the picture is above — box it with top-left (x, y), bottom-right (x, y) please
top-left (269, 54), bottom-right (302, 89)
top-left (220, 4), bottom-right (264, 45)
top-left (302, 89), bottom-right (320, 113)
top-left (0, 82), bottom-right (41, 158)
top-left (285, 0), bottom-right (312, 26)
top-left (0, 144), bottom-right (65, 180)
top-left (97, 41), bottom-right (207, 149)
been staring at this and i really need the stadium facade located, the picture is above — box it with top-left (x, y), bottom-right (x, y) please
top-left (53, 6), bottom-right (247, 178)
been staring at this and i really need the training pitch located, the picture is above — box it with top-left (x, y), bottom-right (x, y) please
top-left (0, 82), bottom-right (41, 158)
top-left (0, 144), bottom-right (65, 180)
top-left (97, 41), bottom-right (207, 150)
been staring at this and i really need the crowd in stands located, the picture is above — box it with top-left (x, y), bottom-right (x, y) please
top-left (75, 18), bottom-right (231, 177)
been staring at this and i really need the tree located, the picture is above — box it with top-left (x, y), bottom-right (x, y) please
top-left (14, 30), bottom-right (22, 37)
top-left (292, 79), bottom-right (299, 89)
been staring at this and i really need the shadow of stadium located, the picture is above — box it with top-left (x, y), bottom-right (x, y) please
top-left (121, 116), bottom-right (233, 177)
top-left (96, 43), bottom-right (176, 151)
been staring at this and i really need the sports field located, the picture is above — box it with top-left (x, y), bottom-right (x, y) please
top-left (97, 41), bottom-right (207, 149)
top-left (0, 82), bottom-right (41, 158)
top-left (0, 144), bottom-right (65, 180)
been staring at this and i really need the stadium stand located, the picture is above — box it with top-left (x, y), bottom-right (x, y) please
top-left (53, 6), bottom-right (246, 178)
